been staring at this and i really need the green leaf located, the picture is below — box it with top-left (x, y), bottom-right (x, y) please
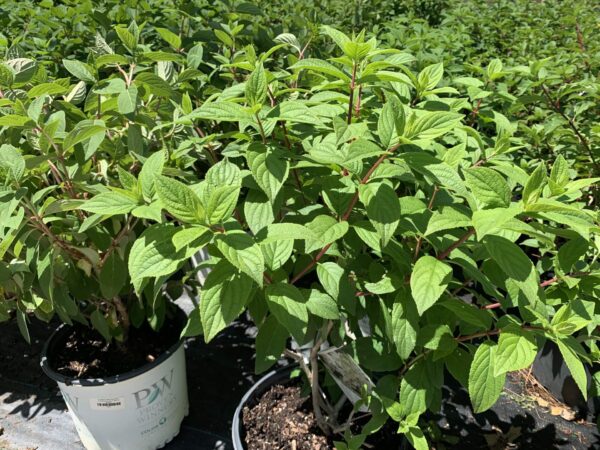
top-left (468, 341), bottom-right (506, 413)
top-left (0, 144), bottom-right (25, 181)
top-left (91, 310), bottom-right (111, 341)
top-left (28, 82), bottom-right (68, 98)
top-left (200, 261), bottom-right (254, 342)
top-left (494, 325), bottom-right (538, 376)
top-left (186, 102), bottom-right (252, 122)
top-left (245, 63), bottom-right (267, 107)
top-left (265, 282), bottom-right (308, 342)
top-left (305, 215), bottom-right (349, 253)
top-left (216, 232), bottom-right (265, 286)
top-left (244, 189), bottom-right (275, 234)
top-left (156, 27), bottom-right (181, 49)
top-left (472, 205), bottom-right (521, 239)
top-left (483, 235), bottom-right (533, 282)
top-left (205, 185), bottom-right (240, 225)
top-left (128, 224), bottom-right (190, 284)
top-left (155, 176), bottom-right (205, 224)
top-left (405, 427), bottom-right (429, 450)
top-left (556, 338), bottom-right (588, 401)
top-left (400, 359), bottom-right (440, 416)
top-left (261, 239), bottom-right (294, 271)
top-left (246, 144), bottom-right (289, 202)
top-left (0, 114), bottom-right (34, 127)
top-left (522, 163), bottom-right (547, 206)
top-left (465, 167), bottom-right (511, 208)
top-left (62, 59), bottom-right (96, 83)
top-left (378, 96), bottom-right (405, 148)
top-left (255, 315), bottom-right (288, 373)
top-left (115, 26), bottom-right (137, 52)
top-left (305, 289), bottom-right (339, 319)
top-left (80, 191), bottom-right (139, 215)
top-left (117, 86), bottom-right (138, 114)
top-left (99, 252), bottom-right (127, 299)
top-left (417, 62), bottom-right (443, 91)
top-left (391, 293), bottom-right (419, 359)
top-left (359, 182), bottom-right (400, 248)
top-left (187, 43), bottom-right (204, 69)
top-left (407, 111), bottom-right (462, 141)
top-left (410, 256), bottom-right (452, 316)
top-left (425, 207), bottom-right (471, 236)
top-left (63, 123), bottom-right (106, 153)
top-left (139, 150), bottom-right (165, 200)
top-left (290, 58), bottom-right (350, 82)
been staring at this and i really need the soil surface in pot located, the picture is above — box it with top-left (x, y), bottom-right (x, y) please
top-left (243, 384), bottom-right (330, 449)
top-left (51, 318), bottom-right (181, 379)
top-left (242, 381), bottom-right (405, 450)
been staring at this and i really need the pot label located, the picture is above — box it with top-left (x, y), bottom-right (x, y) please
top-left (90, 397), bottom-right (126, 411)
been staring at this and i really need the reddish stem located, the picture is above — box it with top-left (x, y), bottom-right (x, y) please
top-left (437, 228), bottom-right (475, 260)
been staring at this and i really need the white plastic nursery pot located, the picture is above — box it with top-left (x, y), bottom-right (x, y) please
top-left (40, 311), bottom-right (189, 450)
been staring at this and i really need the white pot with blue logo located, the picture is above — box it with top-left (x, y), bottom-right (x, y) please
top-left (40, 313), bottom-right (189, 450)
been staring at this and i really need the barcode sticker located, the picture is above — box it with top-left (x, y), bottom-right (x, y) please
top-left (90, 397), bottom-right (126, 410)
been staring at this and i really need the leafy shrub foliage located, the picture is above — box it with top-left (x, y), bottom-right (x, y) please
top-left (0, 1), bottom-right (598, 448)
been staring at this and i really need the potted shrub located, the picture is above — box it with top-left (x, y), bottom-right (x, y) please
top-left (140, 27), bottom-right (596, 448)
top-left (0, 23), bottom-right (213, 449)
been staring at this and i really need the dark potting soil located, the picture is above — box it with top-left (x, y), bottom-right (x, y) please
top-left (243, 384), bottom-right (331, 450)
top-left (242, 381), bottom-right (407, 450)
top-left (51, 318), bottom-right (181, 379)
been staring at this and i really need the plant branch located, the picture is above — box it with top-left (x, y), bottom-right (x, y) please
top-left (540, 84), bottom-right (599, 170)
top-left (437, 228), bottom-right (475, 260)
top-left (347, 63), bottom-right (357, 124)
top-left (414, 185), bottom-right (438, 260)
top-left (291, 143), bottom-right (402, 284)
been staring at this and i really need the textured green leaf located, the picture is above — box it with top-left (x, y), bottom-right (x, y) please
top-left (216, 232), bottom-right (265, 286)
top-left (468, 341), bottom-right (506, 413)
top-left (245, 63), bottom-right (267, 107)
top-left (265, 282), bottom-right (308, 342)
top-left (139, 150), bottom-right (165, 200)
top-left (494, 325), bottom-right (538, 376)
top-left (155, 176), bottom-right (205, 224)
top-left (378, 96), bottom-right (405, 148)
top-left (465, 167), bottom-right (511, 208)
top-left (200, 261), bottom-right (254, 342)
top-left (556, 337), bottom-right (588, 400)
top-left (359, 182), bottom-right (400, 248)
top-left (305, 289), bottom-right (339, 319)
top-left (128, 224), bottom-right (188, 284)
top-left (156, 27), bottom-right (181, 49)
top-left (410, 256), bottom-right (452, 316)
top-left (290, 58), bottom-right (350, 82)
top-left (305, 215), bottom-right (349, 253)
top-left (522, 163), bottom-right (547, 206)
top-left (247, 144), bottom-right (289, 202)
top-left (391, 293), bottom-right (419, 359)
top-left (62, 59), bottom-right (96, 83)
top-left (255, 315), bottom-right (288, 373)
top-left (407, 111), bottom-right (462, 141)
top-left (117, 86), bottom-right (138, 114)
top-left (80, 191), bottom-right (139, 215)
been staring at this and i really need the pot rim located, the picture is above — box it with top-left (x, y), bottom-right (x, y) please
top-left (40, 307), bottom-right (186, 387)
top-left (231, 363), bottom-right (296, 450)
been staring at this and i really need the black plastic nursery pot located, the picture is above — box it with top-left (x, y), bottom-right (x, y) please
top-left (40, 307), bottom-right (189, 450)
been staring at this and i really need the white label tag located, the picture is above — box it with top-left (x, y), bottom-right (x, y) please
top-left (320, 347), bottom-right (374, 412)
top-left (90, 397), bottom-right (126, 411)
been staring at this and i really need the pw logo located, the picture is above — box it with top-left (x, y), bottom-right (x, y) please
top-left (132, 369), bottom-right (175, 409)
